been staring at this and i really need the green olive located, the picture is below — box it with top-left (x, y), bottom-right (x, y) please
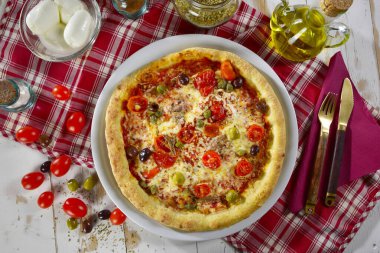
top-left (203, 109), bottom-right (211, 119)
top-left (149, 114), bottom-right (158, 124)
top-left (172, 172), bottom-right (185, 185)
top-left (83, 175), bottom-right (98, 191)
top-left (235, 149), bottom-right (246, 156)
top-left (175, 140), bottom-right (184, 148)
top-left (67, 179), bottom-right (79, 192)
top-left (196, 119), bottom-right (204, 128)
top-left (149, 185), bottom-right (158, 195)
top-left (226, 189), bottom-right (239, 204)
top-left (226, 83), bottom-right (234, 92)
top-left (155, 111), bottom-right (163, 118)
top-left (217, 79), bottom-right (227, 89)
top-left (67, 218), bottom-right (78, 230)
top-left (156, 84), bottom-right (167, 94)
top-left (227, 126), bottom-right (240, 140)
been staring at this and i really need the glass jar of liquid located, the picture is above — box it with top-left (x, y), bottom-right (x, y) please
top-left (112, 0), bottom-right (148, 19)
top-left (0, 79), bottom-right (36, 112)
top-left (270, 0), bottom-right (351, 62)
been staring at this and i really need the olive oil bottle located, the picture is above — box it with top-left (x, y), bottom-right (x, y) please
top-left (270, 0), bottom-right (350, 62)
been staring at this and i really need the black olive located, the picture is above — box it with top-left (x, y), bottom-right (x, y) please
top-left (81, 218), bottom-right (93, 233)
top-left (256, 99), bottom-right (269, 113)
top-left (40, 161), bottom-right (51, 173)
top-left (250, 145), bottom-right (260, 156)
top-left (232, 76), bottom-right (244, 88)
top-left (125, 146), bottom-right (138, 160)
top-left (178, 73), bottom-right (189, 85)
top-left (148, 102), bottom-right (159, 112)
top-left (97, 210), bottom-right (111, 220)
top-left (139, 148), bottom-right (152, 162)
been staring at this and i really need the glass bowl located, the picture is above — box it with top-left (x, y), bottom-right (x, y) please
top-left (19, 0), bottom-right (101, 62)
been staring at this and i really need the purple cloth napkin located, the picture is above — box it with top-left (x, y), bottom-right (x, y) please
top-left (288, 52), bottom-right (380, 213)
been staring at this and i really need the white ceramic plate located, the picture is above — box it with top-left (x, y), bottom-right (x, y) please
top-left (91, 34), bottom-right (298, 241)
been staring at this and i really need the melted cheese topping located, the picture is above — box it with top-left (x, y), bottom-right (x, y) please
top-left (121, 64), bottom-right (270, 213)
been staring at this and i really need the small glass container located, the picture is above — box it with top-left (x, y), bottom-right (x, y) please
top-left (172, 0), bottom-right (240, 29)
top-left (112, 0), bottom-right (148, 19)
top-left (0, 79), bottom-right (36, 112)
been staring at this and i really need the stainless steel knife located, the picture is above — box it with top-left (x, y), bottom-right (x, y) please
top-left (325, 78), bottom-right (354, 206)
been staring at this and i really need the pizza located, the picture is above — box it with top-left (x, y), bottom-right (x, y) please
top-left (105, 48), bottom-right (286, 231)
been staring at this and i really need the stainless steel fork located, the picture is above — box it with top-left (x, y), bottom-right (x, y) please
top-left (305, 92), bottom-right (338, 215)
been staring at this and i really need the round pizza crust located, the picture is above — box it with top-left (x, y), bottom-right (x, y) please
top-left (105, 48), bottom-right (286, 231)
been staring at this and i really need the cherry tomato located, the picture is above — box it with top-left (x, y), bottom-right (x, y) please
top-left (16, 126), bottom-right (41, 144)
top-left (193, 183), bottom-right (211, 198)
top-left (110, 208), bottom-right (127, 225)
top-left (66, 112), bottom-right (86, 134)
top-left (127, 96), bottom-right (148, 113)
top-left (154, 135), bottom-right (171, 153)
top-left (52, 85), bottom-right (71, 101)
top-left (247, 124), bottom-right (265, 142)
top-left (193, 69), bottom-right (217, 97)
top-left (177, 125), bottom-right (195, 144)
top-left (62, 198), bottom-right (87, 218)
top-left (21, 172), bottom-right (45, 190)
top-left (37, 191), bottom-right (54, 209)
top-left (210, 101), bottom-right (227, 122)
top-left (220, 60), bottom-right (237, 81)
top-left (142, 167), bottom-right (160, 179)
top-left (204, 123), bottom-right (220, 138)
top-left (202, 150), bottom-right (222, 169)
top-left (153, 151), bottom-right (176, 168)
top-left (235, 159), bottom-right (254, 177)
top-left (50, 155), bottom-right (72, 177)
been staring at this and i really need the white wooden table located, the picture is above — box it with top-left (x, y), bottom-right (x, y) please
top-left (1, 1), bottom-right (379, 252)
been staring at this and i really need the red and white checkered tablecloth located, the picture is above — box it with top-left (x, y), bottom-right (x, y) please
top-left (1, 1), bottom-right (379, 252)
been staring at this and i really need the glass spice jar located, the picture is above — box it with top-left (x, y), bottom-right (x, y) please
top-left (0, 79), bottom-right (36, 112)
top-left (172, 0), bottom-right (240, 28)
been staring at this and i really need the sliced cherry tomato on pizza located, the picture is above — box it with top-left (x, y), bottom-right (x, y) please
top-left (110, 208), bottom-right (127, 225)
top-left (247, 124), bottom-right (265, 142)
top-left (235, 159), bottom-right (254, 177)
top-left (127, 96), bottom-right (148, 113)
top-left (153, 151), bottom-right (176, 168)
top-left (50, 155), bottom-right (72, 177)
top-left (37, 191), bottom-right (54, 209)
top-left (193, 183), bottom-right (211, 198)
top-left (202, 150), bottom-right (221, 169)
top-left (210, 101), bottom-right (227, 122)
top-left (62, 197), bottom-right (87, 218)
top-left (21, 172), bottom-right (45, 190)
top-left (177, 125), bottom-right (195, 144)
top-left (193, 69), bottom-right (217, 97)
top-left (204, 123), bottom-right (220, 138)
top-left (52, 85), bottom-right (71, 101)
top-left (16, 126), bottom-right (41, 144)
top-left (154, 135), bottom-right (171, 153)
top-left (142, 167), bottom-right (161, 179)
top-left (66, 112), bottom-right (86, 134)
top-left (220, 60), bottom-right (236, 81)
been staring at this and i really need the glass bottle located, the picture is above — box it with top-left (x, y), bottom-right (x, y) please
top-left (112, 0), bottom-right (148, 19)
top-left (270, 0), bottom-right (351, 62)
top-left (0, 79), bottom-right (36, 112)
top-left (171, 0), bottom-right (241, 29)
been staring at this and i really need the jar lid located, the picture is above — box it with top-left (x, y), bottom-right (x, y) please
top-left (320, 0), bottom-right (353, 17)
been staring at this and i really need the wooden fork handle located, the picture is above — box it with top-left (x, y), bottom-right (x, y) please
top-left (305, 131), bottom-right (329, 215)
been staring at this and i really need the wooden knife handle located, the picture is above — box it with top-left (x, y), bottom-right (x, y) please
top-left (305, 131), bottom-right (329, 215)
top-left (325, 128), bottom-right (346, 207)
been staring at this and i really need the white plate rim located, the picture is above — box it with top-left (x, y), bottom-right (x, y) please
top-left (91, 34), bottom-right (298, 241)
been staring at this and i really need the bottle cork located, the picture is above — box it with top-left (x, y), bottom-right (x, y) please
top-left (320, 0), bottom-right (353, 17)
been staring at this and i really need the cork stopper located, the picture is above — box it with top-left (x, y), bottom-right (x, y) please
top-left (320, 0), bottom-right (353, 17)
